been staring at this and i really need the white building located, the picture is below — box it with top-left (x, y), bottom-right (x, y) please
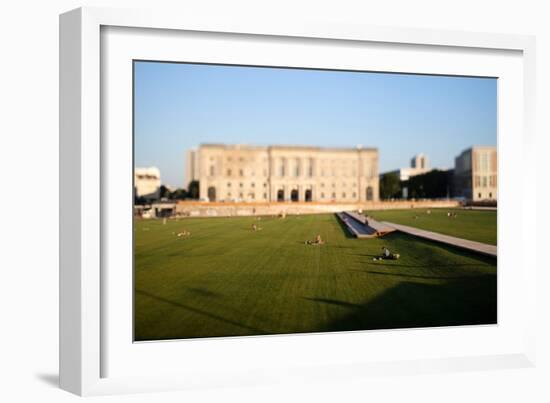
top-left (134, 167), bottom-right (161, 200)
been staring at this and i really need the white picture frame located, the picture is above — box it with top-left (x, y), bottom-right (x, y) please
top-left (59, 6), bottom-right (537, 396)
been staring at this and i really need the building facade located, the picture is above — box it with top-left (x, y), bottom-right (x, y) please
top-left (454, 146), bottom-right (497, 202)
top-left (193, 144), bottom-right (379, 203)
top-left (134, 167), bottom-right (161, 201)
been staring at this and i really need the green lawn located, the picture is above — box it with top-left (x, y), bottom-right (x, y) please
top-left (135, 213), bottom-right (496, 341)
top-left (367, 208), bottom-right (497, 245)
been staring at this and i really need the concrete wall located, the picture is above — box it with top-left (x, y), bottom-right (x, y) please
top-left (175, 200), bottom-right (461, 218)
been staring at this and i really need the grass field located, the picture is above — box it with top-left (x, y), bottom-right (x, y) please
top-left (135, 213), bottom-right (497, 341)
top-left (367, 208), bottom-right (497, 245)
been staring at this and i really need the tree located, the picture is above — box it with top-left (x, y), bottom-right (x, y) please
top-left (405, 169), bottom-right (452, 199)
top-left (170, 188), bottom-right (188, 200)
top-left (134, 196), bottom-right (147, 205)
top-left (187, 180), bottom-right (199, 199)
top-left (379, 172), bottom-right (401, 199)
top-left (159, 185), bottom-right (170, 199)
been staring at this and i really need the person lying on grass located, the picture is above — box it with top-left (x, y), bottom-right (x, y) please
top-left (251, 223), bottom-right (262, 231)
top-left (305, 234), bottom-right (325, 245)
top-left (373, 246), bottom-right (400, 261)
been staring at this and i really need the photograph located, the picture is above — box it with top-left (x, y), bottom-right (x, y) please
top-left (133, 60), bottom-right (497, 341)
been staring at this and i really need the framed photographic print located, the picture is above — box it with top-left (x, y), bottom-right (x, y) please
top-left (60, 7), bottom-right (537, 396)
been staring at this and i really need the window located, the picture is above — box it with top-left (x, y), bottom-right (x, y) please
top-left (227, 169), bottom-right (232, 176)
top-left (263, 193), bottom-right (267, 199)
top-left (482, 176), bottom-right (487, 187)
top-left (321, 193), bottom-right (325, 199)
top-left (239, 192), bottom-right (243, 198)
top-left (295, 158), bottom-right (300, 177)
top-left (227, 182), bottom-right (231, 187)
top-left (478, 193), bottom-right (482, 198)
top-left (251, 182), bottom-right (255, 188)
top-left (227, 192), bottom-right (232, 198)
top-left (331, 192), bottom-right (336, 199)
top-left (366, 186), bottom-right (374, 201)
top-left (342, 192), bottom-right (346, 199)
top-left (489, 192), bottom-right (493, 198)
top-left (209, 165), bottom-right (215, 176)
top-left (239, 183), bottom-right (243, 188)
top-left (321, 183), bottom-right (325, 188)
top-left (352, 192), bottom-right (357, 198)
top-left (481, 153), bottom-right (489, 171)
top-left (239, 169), bottom-right (244, 177)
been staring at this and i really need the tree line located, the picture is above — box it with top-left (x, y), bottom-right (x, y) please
top-left (379, 169), bottom-right (454, 200)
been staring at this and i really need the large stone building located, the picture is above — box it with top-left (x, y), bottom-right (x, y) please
top-left (454, 146), bottom-right (497, 202)
top-left (134, 167), bottom-right (161, 201)
top-left (190, 144), bottom-right (379, 203)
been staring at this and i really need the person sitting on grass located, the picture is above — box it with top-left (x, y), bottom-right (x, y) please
top-left (305, 234), bottom-right (325, 245)
top-left (373, 246), bottom-right (400, 260)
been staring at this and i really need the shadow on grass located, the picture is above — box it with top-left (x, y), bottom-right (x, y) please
top-left (312, 275), bottom-right (497, 332)
top-left (303, 297), bottom-right (359, 309)
top-left (355, 262), bottom-right (489, 269)
top-left (186, 287), bottom-right (221, 298)
top-left (353, 269), bottom-right (483, 281)
top-left (135, 289), bottom-right (267, 336)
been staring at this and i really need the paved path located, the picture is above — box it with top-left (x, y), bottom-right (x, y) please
top-left (381, 221), bottom-right (497, 258)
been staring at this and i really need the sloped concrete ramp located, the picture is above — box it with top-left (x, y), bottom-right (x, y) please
top-left (335, 211), bottom-right (396, 239)
top-left (381, 221), bottom-right (497, 258)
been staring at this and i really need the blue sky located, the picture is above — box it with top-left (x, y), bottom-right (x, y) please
top-left (134, 61), bottom-right (496, 188)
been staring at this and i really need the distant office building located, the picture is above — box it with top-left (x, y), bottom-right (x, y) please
top-left (134, 167), bottom-right (161, 201)
top-left (454, 146), bottom-right (497, 202)
top-left (382, 153), bottom-right (431, 199)
top-left (185, 148), bottom-right (200, 187)
top-left (194, 143), bottom-right (379, 203)
top-left (386, 153), bottom-right (431, 181)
